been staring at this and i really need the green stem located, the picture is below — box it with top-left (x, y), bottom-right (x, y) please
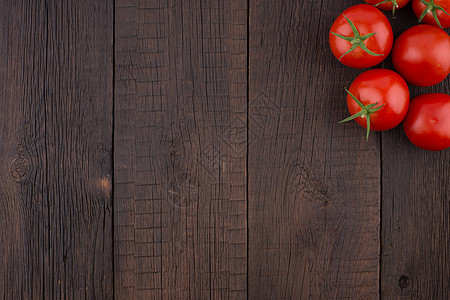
top-left (373, 0), bottom-right (399, 17)
top-left (330, 15), bottom-right (383, 60)
top-left (418, 0), bottom-right (449, 29)
top-left (339, 88), bottom-right (385, 141)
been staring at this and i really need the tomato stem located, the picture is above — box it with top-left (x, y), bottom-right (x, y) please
top-left (418, 0), bottom-right (449, 29)
top-left (339, 88), bottom-right (385, 141)
top-left (331, 15), bottom-right (384, 60)
top-left (373, 0), bottom-right (399, 17)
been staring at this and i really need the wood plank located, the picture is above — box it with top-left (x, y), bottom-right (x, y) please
top-left (381, 5), bottom-right (450, 297)
top-left (381, 138), bottom-right (450, 299)
top-left (0, 0), bottom-right (113, 298)
top-left (114, 0), bottom-right (247, 298)
top-left (248, 1), bottom-right (381, 298)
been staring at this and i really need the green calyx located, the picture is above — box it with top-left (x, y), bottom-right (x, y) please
top-left (331, 15), bottom-right (384, 60)
top-left (374, 0), bottom-right (399, 17)
top-left (339, 88), bottom-right (385, 141)
top-left (418, 0), bottom-right (450, 29)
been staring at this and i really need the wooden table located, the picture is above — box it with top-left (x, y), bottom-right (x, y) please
top-left (1, 0), bottom-right (448, 299)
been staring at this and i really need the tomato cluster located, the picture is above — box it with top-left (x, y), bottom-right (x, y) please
top-left (329, 1), bottom-right (450, 151)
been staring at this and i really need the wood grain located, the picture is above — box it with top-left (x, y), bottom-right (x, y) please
top-left (248, 1), bottom-right (381, 298)
top-left (0, 0), bottom-right (113, 298)
top-left (114, 0), bottom-right (247, 298)
top-left (381, 137), bottom-right (450, 299)
top-left (1, 0), bottom-right (448, 298)
top-left (380, 4), bottom-right (450, 297)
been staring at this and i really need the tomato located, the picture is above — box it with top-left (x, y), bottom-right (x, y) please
top-left (340, 69), bottom-right (410, 140)
top-left (412, 0), bottom-right (450, 29)
top-left (364, 0), bottom-right (411, 16)
top-left (329, 5), bottom-right (393, 68)
top-left (403, 93), bottom-right (450, 151)
top-left (391, 25), bottom-right (450, 87)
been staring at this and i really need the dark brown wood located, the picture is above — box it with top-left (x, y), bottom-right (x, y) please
top-left (381, 135), bottom-right (450, 299)
top-left (380, 5), bottom-right (450, 298)
top-left (2, 1), bottom-right (449, 298)
top-left (0, 0), bottom-right (113, 298)
top-left (248, 1), bottom-right (381, 298)
top-left (114, 0), bottom-right (247, 298)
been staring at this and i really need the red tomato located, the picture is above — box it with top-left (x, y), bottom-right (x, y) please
top-left (403, 93), bottom-right (450, 151)
top-left (412, 0), bottom-right (450, 29)
top-left (391, 25), bottom-right (450, 87)
top-left (340, 69), bottom-right (410, 140)
top-left (329, 5), bottom-right (393, 68)
top-left (364, 0), bottom-right (411, 15)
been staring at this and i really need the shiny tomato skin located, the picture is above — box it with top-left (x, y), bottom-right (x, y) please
top-left (329, 5), bottom-right (393, 68)
top-left (347, 69), bottom-right (410, 131)
top-left (392, 25), bottom-right (450, 87)
top-left (403, 93), bottom-right (450, 151)
top-left (412, 0), bottom-right (450, 29)
top-left (364, 0), bottom-right (410, 11)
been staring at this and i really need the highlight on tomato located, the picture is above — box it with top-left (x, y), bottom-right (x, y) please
top-left (403, 93), bottom-right (450, 151)
top-left (412, 0), bottom-right (450, 29)
top-left (364, 0), bottom-right (411, 16)
top-left (340, 69), bottom-right (410, 140)
top-left (391, 24), bottom-right (450, 87)
top-left (329, 5), bottom-right (394, 68)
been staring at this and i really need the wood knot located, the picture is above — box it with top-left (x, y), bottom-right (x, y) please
top-left (398, 275), bottom-right (409, 289)
top-left (99, 175), bottom-right (112, 197)
top-left (10, 157), bottom-right (30, 180)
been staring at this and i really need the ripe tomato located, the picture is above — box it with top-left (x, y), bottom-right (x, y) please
top-left (329, 5), bottom-right (393, 68)
top-left (391, 25), bottom-right (450, 87)
top-left (412, 0), bottom-right (450, 29)
top-left (403, 93), bottom-right (450, 151)
top-left (340, 69), bottom-right (410, 140)
top-left (364, 0), bottom-right (411, 16)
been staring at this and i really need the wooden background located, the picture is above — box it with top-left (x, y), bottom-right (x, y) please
top-left (0, 0), bottom-right (448, 299)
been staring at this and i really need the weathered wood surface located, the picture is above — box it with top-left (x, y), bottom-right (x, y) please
top-left (248, 1), bottom-right (380, 298)
top-left (380, 5), bottom-right (450, 299)
top-left (0, 0), bottom-right (113, 298)
top-left (114, 0), bottom-right (247, 298)
top-left (0, 0), bottom-right (448, 299)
